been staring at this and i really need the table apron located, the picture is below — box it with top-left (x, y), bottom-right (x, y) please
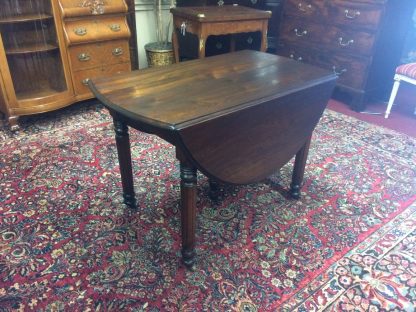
top-left (174, 19), bottom-right (267, 36)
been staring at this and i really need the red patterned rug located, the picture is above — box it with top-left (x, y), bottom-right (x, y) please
top-left (1, 101), bottom-right (415, 311)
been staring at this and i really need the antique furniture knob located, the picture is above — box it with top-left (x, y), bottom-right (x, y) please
top-left (109, 24), bottom-right (121, 32)
top-left (338, 37), bottom-right (354, 46)
top-left (344, 9), bottom-right (361, 19)
top-left (74, 27), bottom-right (87, 36)
top-left (298, 3), bottom-right (312, 12)
top-left (112, 47), bottom-right (123, 56)
top-left (78, 53), bottom-right (91, 61)
top-left (290, 54), bottom-right (303, 61)
top-left (332, 66), bottom-right (347, 76)
top-left (294, 28), bottom-right (308, 37)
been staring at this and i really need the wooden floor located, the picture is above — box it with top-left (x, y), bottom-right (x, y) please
top-left (328, 84), bottom-right (416, 138)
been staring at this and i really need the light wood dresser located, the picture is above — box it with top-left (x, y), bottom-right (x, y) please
top-left (276, 0), bottom-right (415, 111)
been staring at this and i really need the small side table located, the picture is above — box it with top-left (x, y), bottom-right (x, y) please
top-left (170, 5), bottom-right (271, 62)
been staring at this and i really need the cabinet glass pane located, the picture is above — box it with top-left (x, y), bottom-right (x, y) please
top-left (0, 0), bottom-right (67, 101)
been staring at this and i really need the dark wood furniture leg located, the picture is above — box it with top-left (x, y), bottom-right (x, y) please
top-left (8, 116), bottom-right (19, 131)
top-left (113, 118), bottom-right (137, 208)
top-left (180, 161), bottom-right (197, 268)
top-left (208, 179), bottom-right (220, 201)
top-left (172, 29), bottom-right (180, 63)
top-left (290, 136), bottom-right (312, 199)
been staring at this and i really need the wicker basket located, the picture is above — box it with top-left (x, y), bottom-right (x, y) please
top-left (145, 42), bottom-right (174, 67)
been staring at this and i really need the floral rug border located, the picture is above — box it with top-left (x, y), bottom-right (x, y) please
top-left (284, 200), bottom-right (416, 311)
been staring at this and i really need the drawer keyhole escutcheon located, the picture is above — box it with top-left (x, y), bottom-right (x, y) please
top-left (338, 37), bottom-right (354, 46)
top-left (345, 9), bottom-right (361, 19)
top-left (78, 53), bottom-right (91, 61)
top-left (294, 28), bottom-right (308, 37)
top-left (298, 3), bottom-right (312, 12)
top-left (112, 48), bottom-right (123, 56)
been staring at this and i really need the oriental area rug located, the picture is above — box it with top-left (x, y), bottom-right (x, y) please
top-left (1, 101), bottom-right (415, 311)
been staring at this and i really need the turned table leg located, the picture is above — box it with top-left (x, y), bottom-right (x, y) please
top-left (290, 136), bottom-right (312, 199)
top-left (180, 161), bottom-right (197, 268)
top-left (113, 119), bottom-right (137, 209)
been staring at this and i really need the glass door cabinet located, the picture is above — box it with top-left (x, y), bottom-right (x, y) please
top-left (0, 0), bottom-right (73, 130)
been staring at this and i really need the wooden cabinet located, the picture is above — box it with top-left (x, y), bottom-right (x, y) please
top-left (175, 0), bottom-right (283, 58)
top-left (59, 0), bottom-right (132, 100)
top-left (0, 0), bottom-right (73, 130)
top-left (276, 0), bottom-right (415, 111)
top-left (0, 0), bottom-right (135, 130)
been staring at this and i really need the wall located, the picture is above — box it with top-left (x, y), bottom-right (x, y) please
top-left (401, 8), bottom-right (416, 63)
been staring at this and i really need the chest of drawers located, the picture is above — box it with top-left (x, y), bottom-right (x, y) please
top-left (59, 0), bottom-right (132, 99)
top-left (276, 0), bottom-right (414, 111)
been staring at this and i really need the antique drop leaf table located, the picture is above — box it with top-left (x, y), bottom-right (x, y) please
top-left (88, 50), bottom-right (337, 268)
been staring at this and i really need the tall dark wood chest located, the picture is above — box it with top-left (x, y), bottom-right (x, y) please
top-left (276, 0), bottom-right (415, 111)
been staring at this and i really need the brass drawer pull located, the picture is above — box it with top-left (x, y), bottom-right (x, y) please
top-left (112, 47), bottom-right (123, 56)
top-left (298, 3), bottom-right (312, 12)
top-left (332, 66), bottom-right (347, 76)
top-left (82, 78), bottom-right (90, 85)
top-left (289, 54), bottom-right (303, 61)
top-left (294, 28), bottom-right (308, 37)
top-left (78, 53), bottom-right (91, 61)
top-left (109, 24), bottom-right (121, 32)
top-left (345, 9), bottom-right (361, 19)
top-left (338, 37), bottom-right (354, 46)
top-left (74, 27), bottom-right (87, 36)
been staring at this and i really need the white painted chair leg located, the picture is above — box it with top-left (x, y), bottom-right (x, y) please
top-left (385, 79), bottom-right (401, 119)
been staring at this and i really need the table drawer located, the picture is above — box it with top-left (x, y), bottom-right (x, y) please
top-left (64, 15), bottom-right (130, 45)
top-left (222, 0), bottom-right (264, 8)
top-left (277, 43), bottom-right (370, 90)
top-left (280, 18), bottom-right (376, 56)
top-left (72, 62), bottom-right (131, 96)
top-left (69, 40), bottom-right (130, 71)
top-left (284, 0), bottom-right (383, 30)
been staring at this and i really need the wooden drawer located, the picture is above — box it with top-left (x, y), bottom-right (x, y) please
top-left (64, 15), bottom-right (130, 45)
top-left (234, 32), bottom-right (262, 51)
top-left (284, 0), bottom-right (383, 30)
top-left (279, 17), bottom-right (376, 56)
top-left (59, 0), bottom-right (128, 18)
top-left (277, 43), bottom-right (370, 90)
top-left (72, 62), bottom-right (131, 96)
top-left (284, 0), bottom-right (326, 19)
top-left (177, 0), bottom-right (264, 8)
top-left (328, 0), bottom-right (383, 30)
top-left (69, 40), bottom-right (130, 71)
